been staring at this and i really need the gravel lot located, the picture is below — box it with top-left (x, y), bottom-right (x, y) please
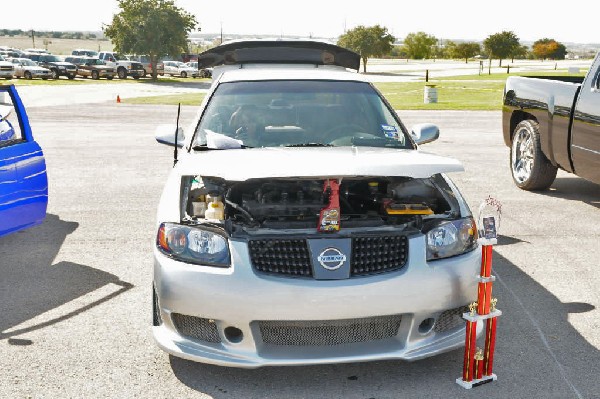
top-left (0, 82), bottom-right (598, 398)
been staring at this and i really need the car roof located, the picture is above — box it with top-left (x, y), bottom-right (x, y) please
top-left (216, 65), bottom-right (367, 84)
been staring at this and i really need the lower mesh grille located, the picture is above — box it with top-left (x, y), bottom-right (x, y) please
top-left (259, 315), bottom-right (402, 346)
top-left (171, 313), bottom-right (221, 343)
top-left (434, 305), bottom-right (469, 333)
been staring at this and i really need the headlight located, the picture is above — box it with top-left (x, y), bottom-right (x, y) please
top-left (425, 217), bottom-right (478, 260)
top-left (59, 66), bottom-right (65, 69)
top-left (157, 223), bottom-right (230, 267)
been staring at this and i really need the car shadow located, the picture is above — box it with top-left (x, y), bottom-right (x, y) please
top-left (168, 251), bottom-right (598, 399)
top-left (0, 214), bottom-right (132, 344)
top-left (543, 177), bottom-right (600, 209)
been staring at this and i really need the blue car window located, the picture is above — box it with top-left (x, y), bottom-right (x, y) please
top-left (0, 94), bottom-right (23, 144)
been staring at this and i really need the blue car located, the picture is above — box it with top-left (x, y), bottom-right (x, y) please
top-left (0, 85), bottom-right (48, 237)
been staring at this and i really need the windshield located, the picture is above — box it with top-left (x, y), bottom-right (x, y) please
top-left (43, 55), bottom-right (61, 62)
top-left (21, 59), bottom-right (37, 66)
top-left (113, 53), bottom-right (128, 61)
top-left (193, 80), bottom-right (412, 149)
top-left (88, 59), bottom-right (106, 65)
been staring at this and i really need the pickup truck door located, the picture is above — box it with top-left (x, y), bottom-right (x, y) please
top-left (571, 56), bottom-right (600, 183)
top-left (0, 85), bottom-right (48, 237)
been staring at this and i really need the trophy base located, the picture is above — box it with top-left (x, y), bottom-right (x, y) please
top-left (455, 374), bottom-right (497, 389)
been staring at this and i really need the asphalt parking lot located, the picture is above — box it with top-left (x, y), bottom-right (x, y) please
top-left (1, 92), bottom-right (599, 397)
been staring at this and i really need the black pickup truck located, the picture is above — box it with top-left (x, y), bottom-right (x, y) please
top-left (503, 53), bottom-right (600, 190)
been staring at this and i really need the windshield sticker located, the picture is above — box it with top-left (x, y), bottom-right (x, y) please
top-left (381, 124), bottom-right (398, 138)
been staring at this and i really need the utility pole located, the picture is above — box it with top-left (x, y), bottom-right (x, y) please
top-left (31, 30), bottom-right (35, 48)
top-left (220, 21), bottom-right (223, 44)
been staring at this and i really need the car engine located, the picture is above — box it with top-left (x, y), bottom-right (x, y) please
top-left (182, 175), bottom-right (459, 236)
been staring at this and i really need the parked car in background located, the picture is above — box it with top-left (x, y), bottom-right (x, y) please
top-left (503, 52), bottom-right (600, 189)
top-left (0, 84), bottom-right (48, 237)
top-left (35, 54), bottom-right (77, 80)
top-left (186, 61), bottom-right (212, 78)
top-left (97, 51), bottom-right (145, 79)
top-left (8, 58), bottom-right (51, 80)
top-left (152, 40), bottom-right (480, 368)
top-left (24, 48), bottom-right (50, 55)
top-left (128, 55), bottom-right (164, 77)
top-left (0, 55), bottom-right (15, 79)
top-left (64, 56), bottom-right (115, 80)
top-left (163, 60), bottom-right (198, 78)
top-left (72, 49), bottom-right (98, 57)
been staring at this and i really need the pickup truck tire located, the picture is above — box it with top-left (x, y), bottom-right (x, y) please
top-left (510, 120), bottom-right (558, 190)
top-left (91, 70), bottom-right (99, 80)
top-left (50, 69), bottom-right (59, 79)
top-left (117, 68), bottom-right (127, 79)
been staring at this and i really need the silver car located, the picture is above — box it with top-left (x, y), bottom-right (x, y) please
top-left (153, 40), bottom-right (481, 368)
top-left (9, 58), bottom-right (51, 79)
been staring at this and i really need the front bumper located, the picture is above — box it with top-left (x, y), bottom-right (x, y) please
top-left (0, 70), bottom-right (13, 78)
top-left (153, 235), bottom-right (482, 368)
top-left (128, 69), bottom-right (145, 77)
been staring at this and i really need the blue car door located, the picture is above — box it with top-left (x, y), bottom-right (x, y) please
top-left (0, 85), bottom-right (48, 237)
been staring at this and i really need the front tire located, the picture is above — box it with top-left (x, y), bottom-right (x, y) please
top-left (91, 70), bottom-right (99, 80)
top-left (181, 71), bottom-right (187, 78)
top-left (117, 68), bottom-right (127, 79)
top-left (510, 120), bottom-right (558, 190)
top-left (51, 69), bottom-right (59, 79)
top-left (24, 71), bottom-right (32, 80)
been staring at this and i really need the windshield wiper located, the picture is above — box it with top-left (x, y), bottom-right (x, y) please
top-left (351, 137), bottom-right (406, 148)
top-left (285, 143), bottom-right (334, 147)
top-left (192, 144), bottom-right (254, 151)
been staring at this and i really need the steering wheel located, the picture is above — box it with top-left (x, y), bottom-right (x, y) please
top-left (322, 123), bottom-right (367, 143)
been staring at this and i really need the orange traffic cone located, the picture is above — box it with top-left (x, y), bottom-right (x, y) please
top-left (117, 95), bottom-right (121, 103)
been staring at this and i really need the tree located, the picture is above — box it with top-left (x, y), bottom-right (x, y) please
top-left (103, 0), bottom-right (197, 79)
top-left (483, 31), bottom-right (520, 66)
top-left (532, 38), bottom-right (567, 60)
top-left (449, 42), bottom-right (481, 63)
top-left (337, 25), bottom-right (395, 73)
top-left (402, 32), bottom-right (437, 59)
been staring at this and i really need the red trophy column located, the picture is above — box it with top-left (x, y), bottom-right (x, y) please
top-left (456, 196), bottom-right (502, 389)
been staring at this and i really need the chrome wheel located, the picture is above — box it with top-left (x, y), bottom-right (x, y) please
top-left (511, 126), bottom-right (534, 184)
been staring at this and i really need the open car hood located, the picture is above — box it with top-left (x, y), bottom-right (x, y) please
top-left (176, 147), bottom-right (463, 180)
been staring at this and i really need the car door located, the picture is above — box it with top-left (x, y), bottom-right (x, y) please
top-left (0, 85), bottom-right (48, 237)
top-left (571, 55), bottom-right (600, 184)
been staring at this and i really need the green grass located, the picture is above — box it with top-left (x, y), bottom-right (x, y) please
top-left (120, 77), bottom-right (505, 110)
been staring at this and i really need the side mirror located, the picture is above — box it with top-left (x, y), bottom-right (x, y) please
top-left (155, 124), bottom-right (185, 147)
top-left (410, 123), bottom-right (439, 145)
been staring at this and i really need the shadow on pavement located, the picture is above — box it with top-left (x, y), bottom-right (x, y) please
top-left (0, 214), bottom-right (133, 343)
top-left (168, 251), bottom-right (598, 399)
top-left (543, 178), bottom-right (600, 209)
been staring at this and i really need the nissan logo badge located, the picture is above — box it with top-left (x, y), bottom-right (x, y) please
top-left (318, 247), bottom-right (346, 270)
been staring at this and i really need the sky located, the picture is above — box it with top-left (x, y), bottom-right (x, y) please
top-left (2, 0), bottom-right (596, 44)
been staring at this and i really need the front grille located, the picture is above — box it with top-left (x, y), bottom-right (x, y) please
top-left (259, 315), bottom-right (402, 346)
top-left (171, 313), bottom-right (221, 343)
top-left (249, 239), bottom-right (312, 276)
top-left (434, 305), bottom-right (469, 333)
top-left (351, 235), bottom-right (408, 275)
top-left (0, 66), bottom-right (12, 71)
top-left (249, 235), bottom-right (409, 277)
